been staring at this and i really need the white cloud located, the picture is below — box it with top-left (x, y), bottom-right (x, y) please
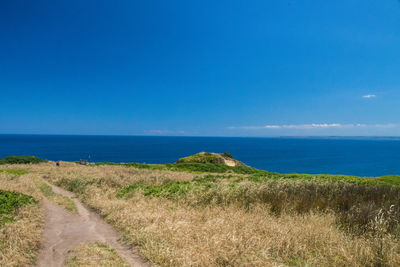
top-left (281, 123), bottom-right (343, 129)
top-left (229, 123), bottom-right (398, 130)
top-left (362, 94), bottom-right (376, 98)
top-left (233, 123), bottom-right (347, 130)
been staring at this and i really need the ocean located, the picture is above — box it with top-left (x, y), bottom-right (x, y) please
top-left (1, 134), bottom-right (400, 177)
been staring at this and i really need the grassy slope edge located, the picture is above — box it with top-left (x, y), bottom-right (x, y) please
top-left (0, 170), bottom-right (43, 266)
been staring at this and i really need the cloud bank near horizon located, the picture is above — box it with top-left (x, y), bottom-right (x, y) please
top-left (228, 123), bottom-right (399, 130)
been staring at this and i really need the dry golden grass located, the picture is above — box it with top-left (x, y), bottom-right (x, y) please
top-left (84, 191), bottom-right (400, 266)
top-left (0, 171), bottom-right (43, 200)
top-left (29, 161), bottom-right (196, 186)
top-left (0, 171), bottom-right (44, 266)
top-left (21, 163), bottom-right (400, 266)
top-left (0, 204), bottom-right (43, 266)
top-left (65, 242), bottom-right (130, 267)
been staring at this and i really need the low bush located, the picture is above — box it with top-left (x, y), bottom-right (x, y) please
top-left (0, 190), bottom-right (36, 224)
top-left (0, 156), bottom-right (46, 165)
top-left (176, 152), bottom-right (226, 164)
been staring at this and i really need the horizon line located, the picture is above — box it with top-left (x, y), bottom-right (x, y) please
top-left (1, 133), bottom-right (400, 139)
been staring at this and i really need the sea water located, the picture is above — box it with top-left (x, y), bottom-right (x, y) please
top-left (1, 134), bottom-right (400, 177)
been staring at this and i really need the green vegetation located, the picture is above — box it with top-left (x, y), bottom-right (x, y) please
top-left (118, 181), bottom-right (194, 199)
top-left (0, 155), bottom-right (46, 165)
top-left (176, 151), bottom-right (243, 165)
top-left (222, 152), bottom-right (234, 159)
top-left (246, 172), bottom-right (400, 187)
top-left (176, 152), bottom-right (228, 164)
top-left (169, 163), bottom-right (265, 174)
top-left (0, 189), bottom-right (36, 224)
top-left (376, 175), bottom-right (400, 186)
top-left (0, 169), bottom-right (28, 175)
top-left (55, 177), bottom-right (95, 194)
top-left (118, 174), bottom-right (400, 236)
top-left (91, 152), bottom-right (400, 187)
top-left (94, 161), bottom-right (266, 174)
top-left (38, 182), bottom-right (77, 213)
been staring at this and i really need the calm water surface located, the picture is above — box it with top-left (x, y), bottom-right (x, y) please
top-left (1, 135), bottom-right (400, 177)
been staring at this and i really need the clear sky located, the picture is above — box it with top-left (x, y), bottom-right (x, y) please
top-left (1, 0), bottom-right (400, 136)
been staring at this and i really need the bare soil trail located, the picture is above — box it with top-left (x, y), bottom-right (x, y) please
top-left (36, 182), bottom-right (149, 267)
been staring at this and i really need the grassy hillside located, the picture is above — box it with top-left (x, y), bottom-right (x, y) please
top-left (33, 154), bottom-right (400, 267)
top-left (2, 153), bottom-right (399, 266)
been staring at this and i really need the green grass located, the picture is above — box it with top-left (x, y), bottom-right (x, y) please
top-left (246, 172), bottom-right (400, 186)
top-left (38, 182), bottom-right (77, 213)
top-left (0, 156), bottom-right (46, 165)
top-left (0, 169), bottom-right (28, 175)
top-left (118, 175), bottom-right (248, 199)
top-left (93, 161), bottom-right (268, 175)
top-left (38, 182), bottom-right (55, 197)
top-left (0, 190), bottom-right (36, 225)
top-left (376, 175), bottom-right (400, 186)
top-left (176, 152), bottom-right (227, 164)
top-left (118, 181), bottom-right (195, 199)
top-left (119, 173), bottom-right (381, 201)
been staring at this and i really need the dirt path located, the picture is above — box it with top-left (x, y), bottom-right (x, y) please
top-left (36, 182), bottom-right (149, 267)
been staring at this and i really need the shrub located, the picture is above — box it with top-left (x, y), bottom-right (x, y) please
top-left (0, 190), bottom-right (36, 224)
top-left (0, 156), bottom-right (46, 165)
top-left (176, 152), bottom-right (226, 165)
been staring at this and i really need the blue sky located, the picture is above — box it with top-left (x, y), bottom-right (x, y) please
top-left (1, 0), bottom-right (400, 136)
